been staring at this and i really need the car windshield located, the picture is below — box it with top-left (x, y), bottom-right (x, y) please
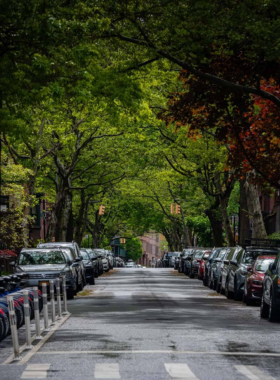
top-left (81, 251), bottom-right (90, 260)
top-left (60, 248), bottom-right (75, 261)
top-left (167, 252), bottom-right (177, 257)
top-left (218, 249), bottom-right (228, 260)
top-left (19, 251), bottom-right (66, 265)
top-left (254, 258), bottom-right (276, 272)
top-left (208, 249), bottom-right (218, 260)
top-left (242, 250), bottom-right (277, 265)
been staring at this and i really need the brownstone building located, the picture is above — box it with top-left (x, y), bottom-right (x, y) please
top-left (138, 233), bottom-right (167, 267)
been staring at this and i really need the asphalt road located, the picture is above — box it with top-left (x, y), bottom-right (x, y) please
top-left (1, 268), bottom-right (280, 379)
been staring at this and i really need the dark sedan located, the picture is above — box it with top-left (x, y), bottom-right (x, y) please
top-left (261, 252), bottom-right (280, 322)
top-left (80, 249), bottom-right (95, 285)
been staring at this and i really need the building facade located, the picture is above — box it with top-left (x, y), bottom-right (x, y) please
top-left (138, 233), bottom-right (166, 267)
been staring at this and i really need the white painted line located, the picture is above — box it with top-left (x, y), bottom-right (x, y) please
top-left (21, 363), bottom-right (50, 379)
top-left (21, 371), bottom-right (47, 379)
top-left (2, 313), bottom-right (71, 365)
top-left (35, 350), bottom-right (280, 357)
top-left (235, 365), bottom-right (275, 380)
top-left (165, 363), bottom-right (198, 379)
top-left (94, 363), bottom-right (121, 379)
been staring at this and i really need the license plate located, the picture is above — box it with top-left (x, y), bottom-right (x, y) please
top-left (39, 281), bottom-right (49, 286)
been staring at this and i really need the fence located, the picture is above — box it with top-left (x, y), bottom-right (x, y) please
top-left (3, 276), bottom-right (69, 362)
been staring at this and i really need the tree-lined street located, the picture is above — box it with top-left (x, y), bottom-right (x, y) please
top-left (1, 268), bottom-right (280, 379)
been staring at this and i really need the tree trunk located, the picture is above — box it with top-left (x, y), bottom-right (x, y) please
top-left (239, 178), bottom-right (250, 245)
top-left (75, 190), bottom-right (86, 246)
top-left (215, 174), bottom-right (235, 246)
top-left (205, 206), bottom-right (224, 247)
top-left (46, 179), bottom-right (73, 242)
top-left (245, 173), bottom-right (267, 239)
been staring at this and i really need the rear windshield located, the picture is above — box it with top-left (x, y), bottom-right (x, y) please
top-left (218, 249), bottom-right (228, 260)
top-left (194, 250), bottom-right (205, 259)
top-left (19, 251), bottom-right (66, 265)
top-left (242, 250), bottom-right (277, 265)
top-left (87, 251), bottom-right (97, 259)
top-left (254, 258), bottom-right (276, 272)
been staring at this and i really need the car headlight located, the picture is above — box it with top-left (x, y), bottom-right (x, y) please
top-left (253, 280), bottom-right (262, 285)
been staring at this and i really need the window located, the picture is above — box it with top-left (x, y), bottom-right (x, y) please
top-left (19, 250), bottom-right (66, 265)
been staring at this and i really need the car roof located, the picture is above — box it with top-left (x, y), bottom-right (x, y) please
top-left (39, 242), bottom-right (76, 246)
top-left (21, 248), bottom-right (63, 252)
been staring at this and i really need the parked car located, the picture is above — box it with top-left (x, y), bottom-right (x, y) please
top-left (226, 246), bottom-right (278, 300)
top-left (125, 261), bottom-right (135, 268)
top-left (38, 241), bottom-right (86, 288)
top-left (260, 251), bottom-right (280, 322)
top-left (190, 249), bottom-right (211, 278)
top-left (180, 248), bottom-right (195, 275)
top-left (209, 248), bottom-right (229, 290)
top-left (162, 252), bottom-right (179, 268)
top-left (220, 247), bottom-right (236, 295)
top-left (198, 251), bottom-right (211, 280)
top-left (94, 249), bottom-right (109, 272)
top-left (174, 253), bottom-right (181, 270)
top-left (86, 249), bottom-right (103, 276)
top-left (203, 248), bottom-right (223, 287)
top-left (80, 249), bottom-right (95, 285)
top-left (169, 252), bottom-right (181, 268)
top-left (244, 255), bottom-right (276, 305)
top-left (105, 250), bottom-right (114, 269)
top-left (14, 248), bottom-right (78, 299)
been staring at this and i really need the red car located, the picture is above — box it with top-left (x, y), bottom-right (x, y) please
top-left (198, 251), bottom-right (211, 280)
top-left (243, 255), bottom-right (276, 305)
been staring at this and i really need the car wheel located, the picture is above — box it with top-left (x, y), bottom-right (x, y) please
top-left (213, 279), bottom-right (217, 291)
top-left (217, 282), bottom-right (221, 293)
top-left (260, 294), bottom-right (269, 318)
top-left (243, 291), bottom-right (247, 304)
top-left (67, 288), bottom-right (74, 300)
top-left (189, 269), bottom-right (194, 279)
top-left (78, 279), bottom-right (83, 291)
top-left (203, 276), bottom-right (208, 286)
top-left (234, 281), bottom-right (242, 301)
top-left (225, 280), bottom-right (233, 299)
top-left (268, 293), bottom-right (280, 322)
top-left (207, 274), bottom-right (212, 288)
top-left (89, 275), bottom-right (95, 285)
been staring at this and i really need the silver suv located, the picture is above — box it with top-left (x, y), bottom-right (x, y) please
top-left (15, 248), bottom-right (78, 299)
top-left (38, 242), bottom-right (86, 289)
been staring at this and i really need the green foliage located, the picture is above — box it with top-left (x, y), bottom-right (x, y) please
top-left (121, 237), bottom-right (143, 262)
top-left (268, 232), bottom-right (280, 240)
top-left (186, 216), bottom-right (212, 248)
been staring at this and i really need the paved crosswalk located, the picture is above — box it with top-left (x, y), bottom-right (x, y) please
top-left (21, 364), bottom-right (50, 379)
top-left (20, 363), bottom-right (276, 379)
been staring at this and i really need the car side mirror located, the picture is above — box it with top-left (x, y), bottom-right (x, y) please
top-left (247, 267), bottom-right (252, 272)
top-left (214, 258), bottom-right (221, 263)
top-left (9, 261), bottom-right (15, 267)
top-left (230, 260), bottom-right (237, 266)
top-left (75, 257), bottom-right (82, 262)
top-left (224, 260), bottom-right (229, 265)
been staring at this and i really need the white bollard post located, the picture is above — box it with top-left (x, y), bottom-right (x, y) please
top-left (23, 291), bottom-right (33, 349)
top-left (56, 278), bottom-right (62, 319)
top-left (49, 280), bottom-right (56, 325)
top-left (61, 275), bottom-right (68, 315)
top-left (7, 295), bottom-right (22, 361)
top-left (33, 287), bottom-right (43, 339)
top-left (42, 283), bottom-right (49, 331)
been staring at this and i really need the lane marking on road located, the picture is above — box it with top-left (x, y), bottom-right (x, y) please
top-left (94, 363), bottom-right (121, 379)
top-left (2, 313), bottom-right (71, 365)
top-left (21, 363), bottom-right (50, 379)
top-left (36, 350), bottom-right (280, 357)
top-left (165, 363), bottom-right (198, 379)
top-left (235, 365), bottom-right (275, 380)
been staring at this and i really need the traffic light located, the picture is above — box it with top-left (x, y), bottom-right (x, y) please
top-left (170, 203), bottom-right (175, 214)
top-left (98, 205), bottom-right (105, 215)
top-left (175, 204), bottom-right (181, 214)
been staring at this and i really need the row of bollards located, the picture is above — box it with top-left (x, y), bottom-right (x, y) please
top-left (7, 275), bottom-right (68, 361)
